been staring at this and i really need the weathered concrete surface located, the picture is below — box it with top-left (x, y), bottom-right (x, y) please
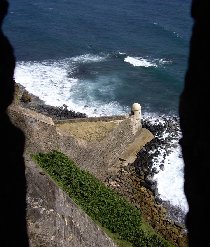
top-left (54, 115), bottom-right (127, 124)
top-left (56, 120), bottom-right (120, 142)
top-left (119, 128), bottom-right (154, 164)
top-left (8, 105), bottom-right (60, 153)
top-left (57, 117), bottom-right (153, 180)
top-left (25, 155), bottom-right (117, 247)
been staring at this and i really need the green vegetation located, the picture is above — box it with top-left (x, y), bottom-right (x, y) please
top-left (33, 151), bottom-right (173, 247)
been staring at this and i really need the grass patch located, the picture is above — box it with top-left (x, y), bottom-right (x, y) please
top-left (33, 150), bottom-right (173, 247)
top-left (96, 221), bottom-right (133, 247)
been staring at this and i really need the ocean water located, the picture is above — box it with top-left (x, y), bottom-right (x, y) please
top-left (4, 0), bottom-right (193, 214)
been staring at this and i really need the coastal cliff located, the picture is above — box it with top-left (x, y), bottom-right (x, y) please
top-left (6, 84), bottom-right (188, 246)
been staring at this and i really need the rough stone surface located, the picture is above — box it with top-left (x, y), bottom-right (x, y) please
top-left (55, 114), bottom-right (152, 180)
top-left (56, 120), bottom-right (120, 142)
top-left (25, 155), bottom-right (117, 247)
top-left (8, 104), bottom-right (59, 154)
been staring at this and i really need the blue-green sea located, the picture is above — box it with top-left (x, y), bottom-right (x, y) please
top-left (4, 0), bottom-right (193, 214)
top-left (4, 0), bottom-right (192, 117)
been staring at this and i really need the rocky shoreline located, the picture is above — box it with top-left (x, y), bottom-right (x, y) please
top-left (14, 82), bottom-right (87, 120)
top-left (139, 116), bottom-right (186, 225)
top-left (13, 82), bottom-right (188, 246)
top-left (105, 115), bottom-right (188, 246)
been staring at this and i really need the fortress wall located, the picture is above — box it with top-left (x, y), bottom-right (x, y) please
top-left (8, 103), bottom-right (152, 180)
top-left (8, 105), bottom-right (117, 246)
top-left (8, 105), bottom-right (60, 153)
top-left (26, 156), bottom-right (117, 247)
top-left (7, 103), bottom-right (152, 246)
top-left (54, 115), bottom-right (127, 124)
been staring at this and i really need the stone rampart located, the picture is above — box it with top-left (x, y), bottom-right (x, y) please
top-left (7, 102), bottom-right (153, 246)
top-left (8, 105), bottom-right (60, 153)
top-left (54, 115), bottom-right (127, 124)
top-left (8, 103), bottom-right (153, 179)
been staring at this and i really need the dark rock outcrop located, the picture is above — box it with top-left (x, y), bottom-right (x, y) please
top-left (15, 83), bottom-right (87, 120)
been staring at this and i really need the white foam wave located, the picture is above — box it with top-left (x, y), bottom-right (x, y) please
top-left (14, 56), bottom-right (127, 117)
top-left (72, 101), bottom-right (128, 117)
top-left (158, 58), bottom-right (172, 65)
top-left (154, 145), bottom-right (189, 213)
top-left (118, 52), bottom-right (126, 55)
top-left (15, 60), bottom-right (78, 108)
top-left (70, 54), bottom-right (107, 63)
top-left (124, 56), bottom-right (171, 68)
top-left (124, 56), bottom-right (157, 67)
top-left (143, 112), bottom-right (188, 213)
